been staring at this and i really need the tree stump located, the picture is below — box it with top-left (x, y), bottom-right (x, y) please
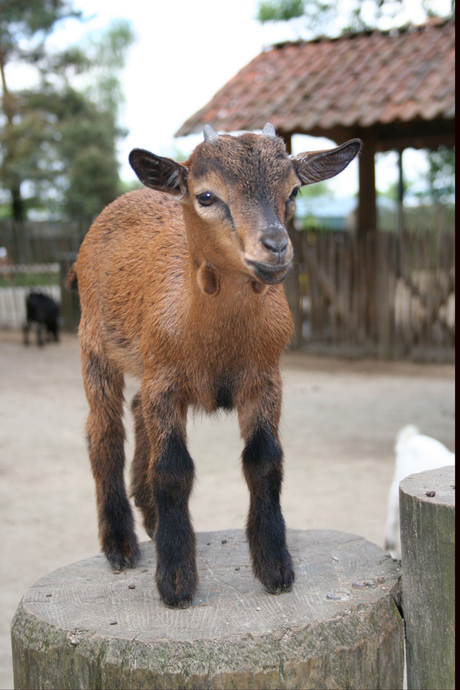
top-left (400, 466), bottom-right (455, 690)
top-left (11, 529), bottom-right (403, 690)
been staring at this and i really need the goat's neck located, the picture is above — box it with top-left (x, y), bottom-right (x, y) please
top-left (183, 211), bottom-right (267, 300)
top-left (186, 245), bottom-right (267, 301)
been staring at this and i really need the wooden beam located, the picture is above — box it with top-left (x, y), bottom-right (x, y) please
top-left (375, 133), bottom-right (455, 152)
top-left (287, 120), bottom-right (455, 153)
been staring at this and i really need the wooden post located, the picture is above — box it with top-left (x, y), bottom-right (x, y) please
top-left (399, 466), bottom-right (455, 690)
top-left (12, 529), bottom-right (404, 690)
top-left (357, 133), bottom-right (376, 240)
top-left (279, 131), bottom-right (302, 349)
top-left (58, 255), bottom-right (80, 333)
top-left (356, 133), bottom-right (378, 347)
top-left (285, 220), bottom-right (303, 349)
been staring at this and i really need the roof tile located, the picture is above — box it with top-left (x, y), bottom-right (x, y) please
top-left (176, 19), bottom-right (454, 138)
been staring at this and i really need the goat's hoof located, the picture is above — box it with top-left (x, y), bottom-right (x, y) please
top-left (257, 551), bottom-right (295, 594)
top-left (105, 540), bottom-right (141, 571)
top-left (156, 567), bottom-right (198, 608)
top-left (143, 516), bottom-right (157, 540)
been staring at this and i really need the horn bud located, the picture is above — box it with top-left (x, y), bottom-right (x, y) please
top-left (262, 123), bottom-right (276, 138)
top-left (203, 125), bottom-right (219, 142)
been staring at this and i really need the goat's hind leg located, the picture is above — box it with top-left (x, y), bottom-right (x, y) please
top-left (82, 348), bottom-right (140, 570)
top-left (238, 374), bottom-right (294, 594)
top-left (130, 392), bottom-right (157, 538)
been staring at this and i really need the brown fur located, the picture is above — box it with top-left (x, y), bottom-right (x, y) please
top-left (72, 128), bottom-right (361, 607)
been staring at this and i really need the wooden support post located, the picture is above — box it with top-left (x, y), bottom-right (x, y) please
top-left (58, 255), bottom-right (80, 333)
top-left (399, 466), bottom-right (455, 690)
top-left (357, 134), bottom-right (376, 239)
top-left (279, 131), bottom-right (302, 349)
top-left (12, 529), bottom-right (404, 690)
top-left (357, 133), bottom-right (378, 346)
top-left (285, 220), bottom-right (303, 349)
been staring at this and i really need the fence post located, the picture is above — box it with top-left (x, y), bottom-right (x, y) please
top-left (285, 222), bottom-right (302, 349)
top-left (58, 253), bottom-right (80, 333)
top-left (400, 466), bottom-right (455, 690)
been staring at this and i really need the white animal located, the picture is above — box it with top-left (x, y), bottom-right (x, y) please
top-left (384, 425), bottom-right (455, 559)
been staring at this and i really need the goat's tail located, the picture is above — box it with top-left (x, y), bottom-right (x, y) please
top-left (65, 262), bottom-right (79, 292)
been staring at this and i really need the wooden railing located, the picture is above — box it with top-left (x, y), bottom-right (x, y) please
top-left (0, 220), bottom-right (455, 359)
top-left (284, 227), bottom-right (455, 361)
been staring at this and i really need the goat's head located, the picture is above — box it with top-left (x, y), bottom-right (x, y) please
top-left (129, 126), bottom-right (361, 286)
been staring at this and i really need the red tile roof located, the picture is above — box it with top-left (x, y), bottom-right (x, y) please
top-left (176, 18), bottom-right (454, 138)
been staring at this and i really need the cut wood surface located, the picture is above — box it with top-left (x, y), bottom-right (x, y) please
top-left (12, 529), bottom-right (403, 690)
top-left (400, 466), bottom-right (455, 690)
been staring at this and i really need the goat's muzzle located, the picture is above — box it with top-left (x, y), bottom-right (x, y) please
top-left (245, 258), bottom-right (292, 285)
top-left (245, 224), bottom-right (293, 284)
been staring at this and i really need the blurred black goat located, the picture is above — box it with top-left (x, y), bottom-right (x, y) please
top-left (23, 291), bottom-right (60, 346)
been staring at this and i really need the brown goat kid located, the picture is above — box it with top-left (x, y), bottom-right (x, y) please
top-left (71, 124), bottom-right (361, 608)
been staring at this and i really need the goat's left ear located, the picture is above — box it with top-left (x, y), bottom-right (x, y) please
top-left (129, 149), bottom-right (189, 198)
top-left (291, 139), bottom-right (362, 186)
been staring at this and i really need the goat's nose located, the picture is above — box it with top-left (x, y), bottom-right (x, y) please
top-left (261, 235), bottom-right (289, 257)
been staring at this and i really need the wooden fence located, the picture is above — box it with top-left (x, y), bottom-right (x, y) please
top-left (0, 220), bottom-right (455, 361)
top-left (0, 220), bottom-right (83, 332)
top-left (284, 226), bottom-right (454, 361)
top-left (0, 264), bottom-right (61, 330)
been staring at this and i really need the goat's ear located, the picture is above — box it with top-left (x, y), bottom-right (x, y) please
top-left (129, 149), bottom-right (188, 198)
top-left (291, 139), bottom-right (362, 186)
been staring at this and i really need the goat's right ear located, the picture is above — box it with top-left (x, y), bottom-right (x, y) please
top-left (290, 139), bottom-right (362, 186)
top-left (129, 149), bottom-right (188, 198)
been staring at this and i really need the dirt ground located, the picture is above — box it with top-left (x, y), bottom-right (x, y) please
top-left (0, 330), bottom-right (455, 689)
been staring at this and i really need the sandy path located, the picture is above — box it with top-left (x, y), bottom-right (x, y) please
top-left (0, 331), bottom-right (454, 688)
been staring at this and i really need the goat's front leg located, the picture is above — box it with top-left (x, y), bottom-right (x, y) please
top-left (141, 376), bottom-right (197, 608)
top-left (238, 372), bottom-right (294, 594)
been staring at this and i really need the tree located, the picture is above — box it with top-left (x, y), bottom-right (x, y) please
top-left (0, 3), bottom-right (135, 222)
top-left (425, 146), bottom-right (455, 204)
top-left (257, 0), bottom-right (455, 37)
top-left (0, 0), bottom-right (82, 220)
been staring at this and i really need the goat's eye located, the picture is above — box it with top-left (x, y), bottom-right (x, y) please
top-left (197, 191), bottom-right (216, 206)
top-left (289, 187), bottom-right (300, 200)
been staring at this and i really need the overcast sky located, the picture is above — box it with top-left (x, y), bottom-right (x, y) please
top-left (9, 0), bottom-right (452, 197)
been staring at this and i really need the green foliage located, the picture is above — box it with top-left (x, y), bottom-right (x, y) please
top-left (256, 0), bottom-right (453, 35)
top-left (299, 180), bottom-right (332, 198)
top-left (0, 272), bottom-right (60, 288)
top-left (117, 178), bottom-right (143, 196)
top-left (82, 19), bottom-right (135, 120)
top-left (257, 0), bottom-right (339, 35)
top-left (0, 0), bottom-right (81, 55)
top-left (0, 3), bottom-right (135, 223)
top-left (425, 146), bottom-right (455, 204)
top-left (258, 0), bottom-right (306, 23)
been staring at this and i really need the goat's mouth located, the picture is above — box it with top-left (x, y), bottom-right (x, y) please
top-left (246, 259), bottom-right (292, 285)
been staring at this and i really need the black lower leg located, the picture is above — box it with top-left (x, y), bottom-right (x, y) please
top-left (153, 430), bottom-right (197, 608)
top-left (89, 426), bottom-right (140, 570)
top-left (243, 422), bottom-right (294, 593)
